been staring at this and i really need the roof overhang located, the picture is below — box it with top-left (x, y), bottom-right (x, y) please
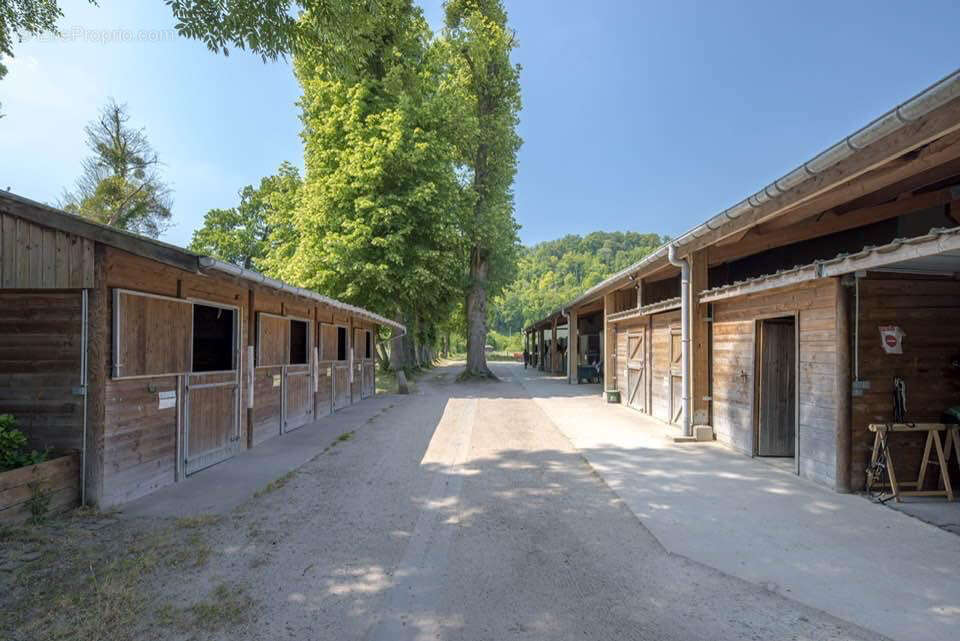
top-left (531, 69), bottom-right (960, 314)
top-left (0, 190), bottom-right (405, 334)
top-left (699, 226), bottom-right (960, 303)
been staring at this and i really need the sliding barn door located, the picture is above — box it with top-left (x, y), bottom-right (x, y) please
top-left (670, 327), bottom-right (683, 425)
top-left (626, 330), bottom-right (647, 412)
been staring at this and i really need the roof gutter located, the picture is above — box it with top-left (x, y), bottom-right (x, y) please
top-left (198, 257), bottom-right (406, 334)
top-left (561, 69), bottom-right (960, 311)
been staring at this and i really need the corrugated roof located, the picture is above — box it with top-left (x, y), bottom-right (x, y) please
top-left (699, 226), bottom-right (960, 303)
top-left (0, 190), bottom-right (404, 333)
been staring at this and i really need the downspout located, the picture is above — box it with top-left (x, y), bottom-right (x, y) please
top-left (80, 288), bottom-right (89, 506)
top-left (667, 244), bottom-right (692, 437)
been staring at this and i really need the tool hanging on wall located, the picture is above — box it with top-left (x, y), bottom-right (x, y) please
top-left (893, 377), bottom-right (907, 424)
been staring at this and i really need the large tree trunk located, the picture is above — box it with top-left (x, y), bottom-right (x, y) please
top-left (392, 310), bottom-right (416, 372)
top-left (463, 250), bottom-right (493, 378)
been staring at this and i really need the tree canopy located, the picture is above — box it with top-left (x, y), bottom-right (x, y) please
top-left (491, 231), bottom-right (667, 333)
top-left (442, 0), bottom-right (522, 377)
top-left (188, 162), bottom-right (302, 268)
top-left (61, 100), bottom-right (173, 238)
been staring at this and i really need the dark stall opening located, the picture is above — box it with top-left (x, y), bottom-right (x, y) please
top-left (337, 326), bottom-right (348, 361)
top-left (193, 304), bottom-right (235, 372)
top-left (290, 320), bottom-right (308, 364)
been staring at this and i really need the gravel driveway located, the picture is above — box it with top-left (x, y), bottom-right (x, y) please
top-left (2, 362), bottom-right (886, 641)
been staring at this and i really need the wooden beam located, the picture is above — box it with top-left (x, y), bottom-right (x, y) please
top-left (835, 278), bottom-right (852, 493)
top-left (711, 185), bottom-right (960, 265)
top-left (690, 249), bottom-right (710, 426)
top-left (603, 293), bottom-right (615, 397)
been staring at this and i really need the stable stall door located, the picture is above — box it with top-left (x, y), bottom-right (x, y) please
top-left (283, 319), bottom-right (313, 432)
top-left (185, 303), bottom-right (241, 475)
top-left (626, 331), bottom-right (647, 412)
top-left (670, 328), bottom-right (683, 425)
top-left (756, 318), bottom-right (796, 457)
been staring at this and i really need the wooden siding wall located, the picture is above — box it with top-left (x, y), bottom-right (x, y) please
top-left (712, 280), bottom-right (840, 487)
top-left (852, 276), bottom-right (960, 488)
top-left (0, 292), bottom-right (83, 451)
top-left (102, 376), bottom-right (178, 505)
top-left (651, 311), bottom-right (680, 423)
top-left (100, 247), bottom-right (248, 505)
top-left (22, 243), bottom-right (390, 506)
top-left (0, 213), bottom-right (94, 288)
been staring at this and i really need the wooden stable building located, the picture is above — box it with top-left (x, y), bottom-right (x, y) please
top-left (527, 70), bottom-right (960, 492)
top-left (0, 192), bottom-right (402, 507)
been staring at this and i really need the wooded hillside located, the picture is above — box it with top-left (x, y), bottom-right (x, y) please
top-left (491, 231), bottom-right (666, 334)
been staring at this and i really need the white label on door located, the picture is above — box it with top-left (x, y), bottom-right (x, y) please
top-left (273, 374), bottom-right (281, 387)
top-left (158, 390), bottom-right (176, 410)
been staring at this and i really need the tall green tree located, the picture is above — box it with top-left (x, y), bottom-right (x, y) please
top-left (188, 162), bottom-right (302, 268)
top-left (441, 0), bottom-right (522, 378)
top-left (491, 231), bottom-right (667, 332)
top-left (260, 0), bottom-right (465, 370)
top-left (62, 100), bottom-right (173, 238)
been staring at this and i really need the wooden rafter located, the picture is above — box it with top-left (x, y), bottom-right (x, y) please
top-left (710, 185), bottom-right (960, 265)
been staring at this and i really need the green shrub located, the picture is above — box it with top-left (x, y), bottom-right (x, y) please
top-left (0, 414), bottom-right (48, 472)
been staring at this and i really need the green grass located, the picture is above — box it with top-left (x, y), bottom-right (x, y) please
top-left (446, 351), bottom-right (521, 363)
top-left (156, 582), bottom-right (253, 632)
top-left (253, 469), bottom-right (297, 498)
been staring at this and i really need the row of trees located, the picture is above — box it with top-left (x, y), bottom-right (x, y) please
top-left (188, 0), bottom-right (522, 377)
top-left (490, 231), bottom-right (667, 334)
top-left (5, 1), bottom-right (522, 378)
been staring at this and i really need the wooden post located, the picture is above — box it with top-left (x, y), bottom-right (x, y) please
top-left (568, 307), bottom-right (579, 384)
top-left (551, 317), bottom-right (558, 374)
top-left (84, 244), bottom-right (108, 505)
top-left (690, 249), bottom-right (711, 427)
top-left (835, 277), bottom-right (852, 492)
top-left (603, 292), bottom-right (615, 398)
top-left (246, 288), bottom-right (255, 449)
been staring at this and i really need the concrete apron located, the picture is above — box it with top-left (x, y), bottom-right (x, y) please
top-left (500, 362), bottom-right (960, 641)
top-left (120, 392), bottom-right (405, 519)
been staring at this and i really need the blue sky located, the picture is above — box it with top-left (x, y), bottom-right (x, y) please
top-left (2, 1), bottom-right (959, 249)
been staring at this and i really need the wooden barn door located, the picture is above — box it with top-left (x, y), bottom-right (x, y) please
top-left (361, 329), bottom-right (374, 399)
top-left (184, 372), bottom-right (240, 475)
top-left (756, 318), bottom-right (796, 457)
top-left (615, 330), bottom-right (628, 401)
top-left (184, 302), bottom-right (242, 476)
top-left (670, 327), bottom-right (683, 425)
top-left (352, 328), bottom-right (364, 401)
top-left (252, 313), bottom-right (286, 445)
top-left (333, 325), bottom-right (350, 410)
top-left (283, 319), bottom-right (313, 433)
top-left (317, 323), bottom-right (335, 417)
top-left (626, 330), bottom-right (646, 412)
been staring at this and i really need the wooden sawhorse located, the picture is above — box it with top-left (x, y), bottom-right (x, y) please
top-left (867, 423), bottom-right (960, 502)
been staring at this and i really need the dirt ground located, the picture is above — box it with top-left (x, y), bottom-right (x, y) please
top-left (1, 364), bottom-right (887, 641)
